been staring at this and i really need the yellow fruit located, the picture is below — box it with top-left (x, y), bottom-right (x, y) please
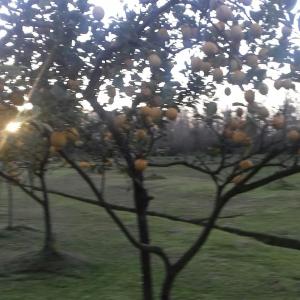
top-left (287, 130), bottom-right (300, 142)
top-left (274, 79), bottom-right (282, 90)
top-left (214, 21), bottom-right (225, 31)
top-left (67, 79), bottom-right (80, 90)
top-left (230, 59), bottom-right (242, 71)
top-left (50, 131), bottom-right (67, 149)
top-left (216, 5), bottom-right (233, 22)
top-left (200, 61), bottom-right (211, 74)
top-left (224, 87), bottom-right (231, 96)
top-left (65, 127), bottom-right (80, 142)
top-left (191, 57), bottom-right (202, 72)
top-left (250, 23), bottom-right (262, 38)
top-left (212, 68), bottom-right (223, 82)
top-left (258, 48), bottom-right (268, 60)
top-left (165, 108), bottom-right (178, 121)
top-left (149, 107), bottom-right (162, 121)
top-left (93, 6), bottom-right (105, 20)
top-left (135, 129), bottom-right (147, 140)
top-left (245, 54), bottom-right (258, 68)
top-left (231, 70), bottom-right (246, 85)
top-left (139, 106), bottom-right (152, 117)
top-left (244, 90), bottom-right (255, 103)
top-left (181, 25), bottom-right (192, 39)
top-left (232, 130), bottom-right (250, 144)
top-left (258, 83), bottom-right (268, 95)
top-left (230, 25), bottom-right (244, 41)
top-left (281, 79), bottom-right (293, 89)
top-left (79, 161), bottom-right (93, 169)
top-left (232, 174), bottom-right (245, 185)
top-left (148, 53), bottom-right (162, 67)
top-left (202, 42), bottom-right (218, 56)
top-left (134, 159), bottom-right (148, 172)
top-left (272, 115), bottom-right (285, 129)
top-left (157, 28), bottom-right (169, 40)
top-left (239, 160), bottom-right (254, 170)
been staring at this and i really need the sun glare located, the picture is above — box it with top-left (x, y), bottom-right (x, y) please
top-left (5, 121), bottom-right (21, 133)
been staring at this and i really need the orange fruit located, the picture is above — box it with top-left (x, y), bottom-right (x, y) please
top-left (50, 131), bottom-right (67, 149)
top-left (134, 159), bottom-right (148, 172)
top-left (79, 161), bottom-right (93, 169)
top-left (216, 5), bottom-right (233, 22)
top-left (232, 174), bottom-right (245, 185)
top-left (287, 130), bottom-right (300, 142)
top-left (202, 42), bottom-right (218, 56)
top-left (230, 25), bottom-right (244, 41)
top-left (165, 108), bottom-right (178, 121)
top-left (232, 130), bottom-right (250, 144)
top-left (212, 68), bottom-right (223, 82)
top-left (135, 129), bottom-right (147, 140)
top-left (224, 87), bottom-right (231, 96)
top-left (93, 6), bottom-right (105, 20)
top-left (148, 53), bottom-right (162, 67)
top-left (250, 23), bottom-right (262, 38)
top-left (239, 160), bottom-right (254, 170)
top-left (244, 90), bottom-right (255, 103)
top-left (191, 57), bottom-right (202, 72)
top-left (258, 83), bottom-right (268, 95)
top-left (139, 106), bottom-right (152, 117)
top-left (149, 107), bottom-right (162, 121)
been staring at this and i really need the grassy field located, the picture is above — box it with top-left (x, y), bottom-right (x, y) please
top-left (0, 166), bottom-right (299, 299)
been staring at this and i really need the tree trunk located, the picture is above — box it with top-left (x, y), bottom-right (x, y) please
top-left (133, 179), bottom-right (153, 300)
top-left (7, 181), bottom-right (13, 230)
top-left (40, 175), bottom-right (55, 254)
top-left (160, 272), bottom-right (175, 300)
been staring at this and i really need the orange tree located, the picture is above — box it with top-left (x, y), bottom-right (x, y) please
top-left (1, 0), bottom-right (300, 299)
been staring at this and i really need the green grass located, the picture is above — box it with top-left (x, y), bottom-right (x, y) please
top-left (0, 166), bottom-right (299, 299)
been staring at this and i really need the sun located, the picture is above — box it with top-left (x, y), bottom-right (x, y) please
top-left (5, 121), bottom-right (21, 133)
